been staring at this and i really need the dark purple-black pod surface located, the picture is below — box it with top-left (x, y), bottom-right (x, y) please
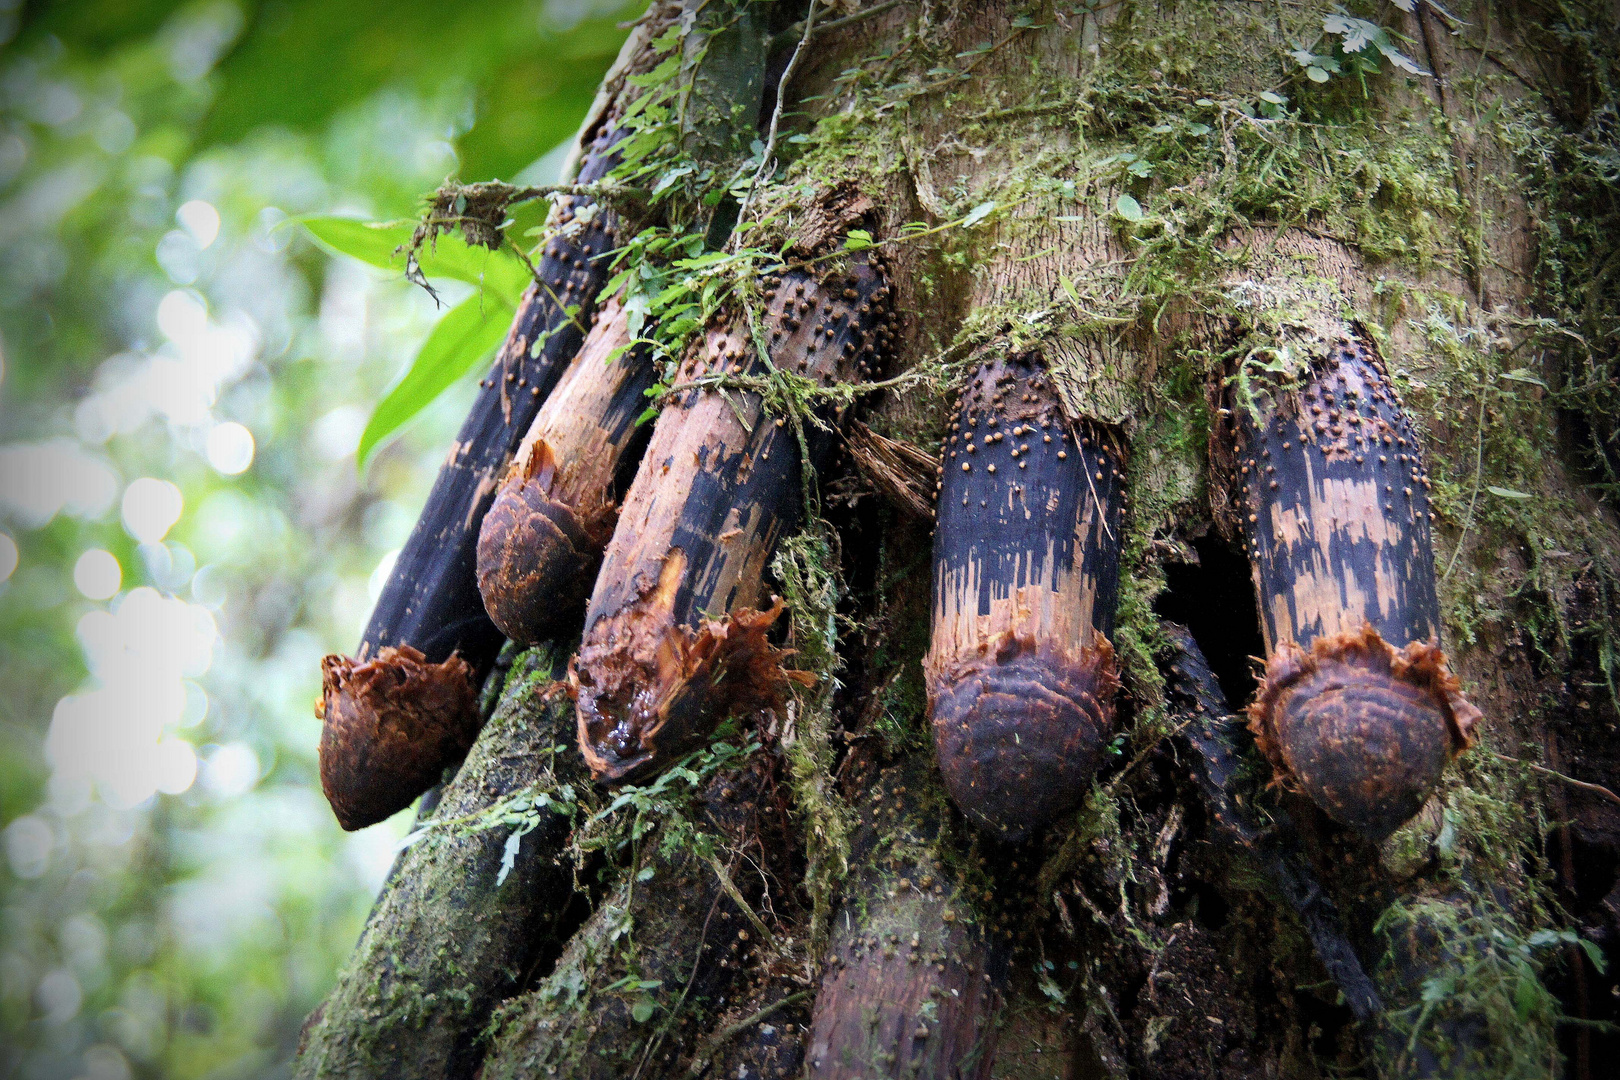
top-left (1231, 334), bottom-right (1480, 841)
top-left (923, 352), bottom-right (1124, 842)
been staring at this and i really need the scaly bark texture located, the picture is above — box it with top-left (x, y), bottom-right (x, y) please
top-left (296, 649), bottom-right (589, 1080)
top-left (926, 352), bottom-right (1124, 841)
top-left (572, 254), bottom-right (893, 783)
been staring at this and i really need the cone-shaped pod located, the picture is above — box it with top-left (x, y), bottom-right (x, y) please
top-left (572, 256), bottom-right (894, 783)
top-left (475, 296), bottom-right (658, 644)
top-left (923, 352), bottom-right (1124, 842)
top-left (806, 759), bottom-right (1005, 1080)
top-left (1231, 334), bottom-right (1480, 841)
top-left (317, 131), bottom-right (622, 831)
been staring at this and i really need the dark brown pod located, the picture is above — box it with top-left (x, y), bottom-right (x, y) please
top-left (316, 129), bottom-right (621, 830)
top-left (317, 646), bottom-right (478, 831)
top-left (476, 296), bottom-right (657, 644)
top-left (923, 353), bottom-right (1123, 841)
top-left (1233, 335), bottom-right (1480, 840)
top-left (806, 760), bottom-right (1004, 1080)
top-left (572, 258), bottom-right (893, 783)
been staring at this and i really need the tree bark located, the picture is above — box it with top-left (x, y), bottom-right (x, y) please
top-left (300, 3), bottom-right (1620, 1078)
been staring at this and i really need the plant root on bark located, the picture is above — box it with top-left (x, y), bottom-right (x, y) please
top-left (805, 757), bottom-right (1006, 1080)
top-left (1160, 621), bottom-right (1384, 1023)
top-left (297, 648), bottom-right (590, 1080)
top-left (477, 295), bottom-right (658, 645)
top-left (1229, 334), bottom-right (1480, 840)
top-left (924, 352), bottom-right (1124, 841)
top-left (316, 128), bottom-right (622, 830)
top-left (478, 763), bottom-right (777, 1080)
top-left (572, 255), bottom-right (894, 783)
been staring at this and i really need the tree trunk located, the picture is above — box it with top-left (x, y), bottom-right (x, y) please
top-left (298, 2), bottom-right (1620, 1078)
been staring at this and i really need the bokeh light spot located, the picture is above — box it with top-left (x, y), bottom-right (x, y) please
top-left (176, 200), bottom-right (220, 248)
top-left (73, 549), bottom-right (121, 599)
top-left (121, 477), bottom-right (183, 544)
top-left (205, 421), bottom-right (254, 475)
top-left (4, 815), bottom-right (52, 879)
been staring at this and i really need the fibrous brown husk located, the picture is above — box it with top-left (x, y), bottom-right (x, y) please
top-left (317, 645), bottom-right (479, 831)
top-left (1247, 624), bottom-right (1482, 840)
top-left (571, 596), bottom-right (813, 783)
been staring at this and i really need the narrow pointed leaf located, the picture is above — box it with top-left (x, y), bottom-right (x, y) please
top-left (301, 216), bottom-right (532, 309)
top-left (359, 294), bottom-right (515, 468)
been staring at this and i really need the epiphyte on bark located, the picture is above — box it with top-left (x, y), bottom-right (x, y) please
top-left (1230, 334), bottom-right (1480, 840)
top-left (924, 352), bottom-right (1124, 841)
top-left (572, 255), bottom-right (895, 783)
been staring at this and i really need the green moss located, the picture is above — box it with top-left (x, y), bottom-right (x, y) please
top-left (771, 524), bottom-right (858, 954)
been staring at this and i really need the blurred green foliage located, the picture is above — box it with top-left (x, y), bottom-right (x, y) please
top-left (0, 1), bottom-right (638, 1077)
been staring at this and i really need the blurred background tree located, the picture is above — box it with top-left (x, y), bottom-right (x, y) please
top-left (0, 2), bottom-right (639, 1076)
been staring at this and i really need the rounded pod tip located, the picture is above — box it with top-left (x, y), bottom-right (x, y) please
top-left (1248, 625), bottom-right (1481, 842)
top-left (477, 445), bottom-right (612, 645)
top-left (317, 645), bottom-right (479, 830)
top-left (929, 635), bottom-right (1118, 842)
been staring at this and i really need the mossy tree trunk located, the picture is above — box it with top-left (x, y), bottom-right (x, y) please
top-left (297, 3), bottom-right (1620, 1078)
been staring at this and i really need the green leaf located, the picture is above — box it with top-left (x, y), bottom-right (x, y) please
top-left (1499, 368), bottom-right (1548, 388)
top-left (1127, 158), bottom-right (1154, 178)
top-left (1486, 486), bottom-right (1532, 500)
top-left (1580, 938), bottom-right (1609, 974)
top-left (358, 294), bottom-right (515, 468)
top-left (630, 998), bottom-right (656, 1023)
top-left (1260, 91), bottom-right (1286, 105)
top-left (1306, 65), bottom-right (1331, 83)
top-left (300, 217), bottom-right (531, 309)
top-left (843, 229), bottom-right (875, 251)
top-left (1114, 194), bottom-right (1144, 222)
top-left (1514, 970), bottom-right (1540, 1020)
top-left (496, 822), bottom-right (532, 887)
top-left (961, 200), bottom-right (998, 227)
